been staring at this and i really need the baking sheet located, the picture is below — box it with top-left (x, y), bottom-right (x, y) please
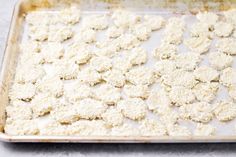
top-left (1, 0), bottom-right (236, 143)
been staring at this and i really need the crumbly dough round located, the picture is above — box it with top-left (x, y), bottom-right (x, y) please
top-left (123, 84), bottom-right (149, 99)
top-left (90, 56), bottom-right (112, 72)
top-left (117, 98), bottom-right (147, 120)
top-left (214, 21), bottom-right (234, 37)
top-left (159, 109), bottom-right (179, 125)
top-left (118, 33), bottom-right (141, 50)
top-left (193, 82), bottom-right (219, 102)
top-left (9, 83), bottom-right (36, 102)
top-left (214, 100), bottom-right (236, 122)
top-left (40, 120), bottom-right (68, 136)
top-left (220, 67), bottom-right (236, 87)
top-left (153, 43), bottom-right (177, 60)
top-left (41, 42), bottom-right (64, 63)
top-left (48, 25), bottom-right (73, 42)
top-left (208, 52), bottom-right (233, 70)
top-left (184, 36), bottom-right (211, 54)
top-left (216, 38), bottom-right (236, 55)
top-left (166, 124), bottom-right (191, 136)
top-left (28, 25), bottom-right (49, 41)
top-left (194, 66), bottom-right (219, 82)
top-left (169, 86), bottom-right (195, 106)
top-left (128, 47), bottom-right (148, 65)
top-left (82, 15), bottom-right (109, 30)
top-left (144, 15), bottom-right (165, 31)
top-left (102, 69), bottom-right (126, 88)
top-left (59, 6), bottom-right (81, 24)
top-left (139, 119), bottom-right (167, 136)
top-left (77, 67), bottom-right (101, 86)
top-left (94, 39), bottom-right (119, 57)
top-left (175, 53), bottom-right (201, 71)
top-left (76, 98), bottom-right (107, 119)
top-left (111, 123), bottom-right (140, 136)
top-left (179, 102), bottom-right (214, 123)
top-left (163, 29), bottom-right (184, 45)
top-left (75, 28), bottom-right (96, 43)
top-left (196, 12), bottom-right (218, 27)
top-left (106, 26), bottom-right (124, 38)
top-left (36, 76), bottom-right (64, 97)
top-left (194, 124), bottom-right (215, 136)
top-left (94, 84), bottom-right (121, 105)
top-left (154, 60), bottom-right (177, 76)
top-left (102, 107), bottom-right (124, 127)
top-left (131, 23), bottom-right (152, 41)
top-left (112, 57), bottom-right (132, 73)
top-left (190, 22), bottom-right (213, 38)
top-left (6, 105), bottom-right (32, 120)
top-left (126, 66), bottom-right (155, 85)
top-left (166, 17), bottom-right (185, 31)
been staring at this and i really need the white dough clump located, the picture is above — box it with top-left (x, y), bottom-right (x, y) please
top-left (111, 123), bottom-right (140, 136)
top-left (82, 15), bottom-right (109, 30)
top-left (31, 93), bottom-right (57, 117)
top-left (153, 43), bottom-right (177, 60)
top-left (144, 15), bottom-right (165, 31)
top-left (175, 53), bottom-right (201, 71)
top-left (15, 65), bottom-right (45, 84)
top-left (179, 102), bottom-right (214, 123)
top-left (128, 47), bottom-right (148, 65)
top-left (28, 25), bottom-right (49, 41)
top-left (106, 26), bottom-right (124, 38)
top-left (77, 67), bottom-right (101, 86)
top-left (208, 52), bottom-right (233, 70)
top-left (131, 23), bottom-right (152, 41)
top-left (167, 124), bottom-right (191, 136)
top-left (190, 22), bottom-right (213, 38)
top-left (64, 81), bottom-right (93, 103)
top-left (102, 107), bottom-right (124, 127)
top-left (103, 69), bottom-right (126, 87)
top-left (193, 82), bottom-right (219, 102)
top-left (159, 109), bottom-right (179, 125)
top-left (75, 28), bottom-right (96, 43)
top-left (9, 83), bottom-right (36, 101)
top-left (196, 12), bottom-right (218, 27)
top-left (220, 67), bottom-right (236, 87)
top-left (26, 11), bottom-right (52, 25)
top-left (90, 56), bottom-right (112, 72)
top-left (214, 100), bottom-right (236, 122)
top-left (112, 10), bottom-right (140, 28)
top-left (94, 84), bottom-right (121, 105)
top-left (139, 119), bottom-right (167, 136)
top-left (169, 86), bottom-right (195, 106)
top-left (48, 25), bottom-right (73, 42)
top-left (184, 36), bottom-right (211, 54)
top-left (6, 105), bottom-right (32, 120)
top-left (214, 22), bottom-right (234, 37)
top-left (118, 33), bottom-right (140, 50)
top-left (76, 98), bottom-right (107, 119)
top-left (166, 17), bottom-right (185, 30)
top-left (36, 76), bottom-right (64, 97)
top-left (216, 38), bottom-right (236, 55)
top-left (126, 66), bottom-right (155, 85)
top-left (194, 124), bottom-right (215, 136)
top-left (4, 119), bottom-right (39, 135)
top-left (95, 39), bottom-right (120, 57)
top-left (194, 66), bottom-right (219, 82)
top-left (41, 42), bottom-right (64, 63)
top-left (59, 6), bottom-right (81, 24)
top-left (52, 59), bottom-right (79, 80)
top-left (154, 60), bottom-right (176, 76)
top-left (112, 57), bottom-right (132, 72)
top-left (117, 98), bottom-right (147, 120)
top-left (123, 84), bottom-right (149, 99)
top-left (51, 105), bottom-right (79, 124)
top-left (40, 121), bottom-right (68, 135)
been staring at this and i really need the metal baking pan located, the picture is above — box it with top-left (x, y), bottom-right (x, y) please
top-left (1, 0), bottom-right (236, 143)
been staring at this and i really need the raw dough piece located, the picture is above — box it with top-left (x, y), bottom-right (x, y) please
top-left (106, 26), bottom-right (124, 38)
top-left (144, 15), bottom-right (165, 31)
top-left (196, 12), bottom-right (218, 27)
top-left (216, 38), bottom-right (236, 55)
top-left (128, 47), bottom-right (148, 65)
top-left (117, 98), bottom-right (147, 120)
top-left (6, 105), bottom-right (32, 120)
top-left (36, 76), bottom-right (64, 97)
top-left (190, 22), bottom-right (213, 38)
top-left (214, 100), bottom-right (236, 122)
top-left (40, 121), bottom-right (68, 135)
top-left (77, 67), bottom-right (101, 86)
top-left (28, 25), bottom-right (49, 41)
top-left (102, 107), bottom-right (124, 127)
top-left (167, 124), bottom-right (191, 136)
top-left (131, 23), bottom-right (152, 41)
top-left (90, 56), bottom-right (112, 72)
top-left (82, 15), bottom-right (109, 30)
top-left (153, 43), bottom-right (177, 60)
top-left (139, 119), bottom-right (167, 136)
top-left (48, 25), bottom-right (73, 42)
top-left (220, 67), bottom-right (236, 87)
top-left (194, 66), bottom-right (219, 82)
top-left (103, 69), bottom-right (126, 88)
top-left (179, 102), bottom-right (214, 123)
top-left (4, 119), bottom-right (39, 135)
top-left (126, 66), bottom-right (155, 85)
top-left (169, 86), bottom-right (195, 106)
top-left (94, 84), bottom-right (121, 105)
top-left (154, 60), bottom-right (176, 76)
top-left (163, 29), bottom-right (183, 45)
top-left (123, 84), bottom-right (149, 99)
top-left (111, 123), bottom-right (140, 136)
top-left (214, 22), bottom-right (234, 37)
top-left (184, 36), bottom-right (211, 54)
top-left (175, 53), bottom-right (201, 71)
top-left (194, 124), bottom-right (215, 136)
top-left (75, 28), bottom-right (96, 43)
top-left (41, 42), bottom-right (64, 63)
top-left (166, 17), bottom-right (185, 31)
top-left (112, 56), bottom-right (132, 72)
top-left (193, 82), bottom-right (219, 102)
top-left (9, 83), bottom-right (36, 101)
top-left (59, 6), bottom-right (81, 24)
top-left (95, 39), bottom-right (120, 57)
top-left (118, 33), bottom-right (141, 50)
top-left (31, 93), bottom-right (56, 117)
top-left (208, 52), bottom-right (233, 70)
top-left (76, 98), bottom-right (107, 119)
top-left (159, 110), bottom-right (179, 125)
